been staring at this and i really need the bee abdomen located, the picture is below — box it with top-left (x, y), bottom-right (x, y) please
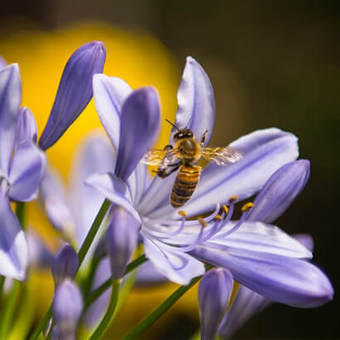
top-left (171, 165), bottom-right (201, 208)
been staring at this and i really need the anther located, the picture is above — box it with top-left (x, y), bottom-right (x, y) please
top-left (241, 202), bottom-right (254, 212)
top-left (178, 210), bottom-right (187, 217)
top-left (214, 214), bottom-right (223, 221)
top-left (198, 217), bottom-right (207, 228)
top-left (229, 195), bottom-right (238, 203)
top-left (222, 204), bottom-right (229, 215)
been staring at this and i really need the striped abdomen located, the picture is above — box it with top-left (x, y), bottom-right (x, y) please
top-left (171, 165), bottom-right (201, 208)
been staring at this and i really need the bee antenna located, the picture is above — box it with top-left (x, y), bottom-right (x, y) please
top-left (165, 119), bottom-right (179, 131)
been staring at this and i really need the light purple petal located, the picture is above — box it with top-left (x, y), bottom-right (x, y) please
top-left (218, 284), bottom-right (270, 339)
top-left (135, 260), bottom-right (168, 285)
top-left (143, 236), bottom-right (204, 285)
top-left (0, 192), bottom-right (27, 280)
top-left (126, 162), bottom-right (149, 206)
top-left (248, 160), bottom-right (310, 223)
top-left (173, 57), bottom-right (215, 146)
top-left (0, 57), bottom-right (7, 70)
top-left (93, 74), bottom-right (132, 151)
top-left (199, 268), bottom-right (233, 340)
top-left (115, 87), bottom-right (160, 181)
top-left (8, 141), bottom-right (46, 201)
top-left (39, 41), bottom-right (106, 150)
top-left (85, 172), bottom-right (141, 223)
top-left (137, 173), bottom-right (175, 216)
top-left (0, 64), bottom-right (21, 176)
top-left (152, 128), bottom-right (299, 219)
top-left (40, 167), bottom-right (75, 235)
top-left (70, 133), bottom-right (115, 247)
top-left (53, 279), bottom-right (83, 336)
top-left (15, 106), bottom-right (38, 145)
top-left (213, 221), bottom-right (312, 259)
top-left (190, 244), bottom-right (333, 307)
top-left (106, 207), bottom-right (139, 279)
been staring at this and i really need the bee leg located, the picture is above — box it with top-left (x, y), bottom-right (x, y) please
top-left (163, 144), bottom-right (173, 151)
top-left (200, 130), bottom-right (208, 146)
top-left (157, 163), bottom-right (180, 178)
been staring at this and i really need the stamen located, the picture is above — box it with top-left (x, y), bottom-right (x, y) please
top-left (229, 195), bottom-right (238, 203)
top-left (241, 202), bottom-right (254, 212)
top-left (214, 214), bottom-right (223, 221)
top-left (198, 217), bottom-right (207, 228)
top-left (218, 202), bottom-right (254, 238)
top-left (178, 210), bottom-right (187, 217)
top-left (222, 204), bottom-right (229, 214)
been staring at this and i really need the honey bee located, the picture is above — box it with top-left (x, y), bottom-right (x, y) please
top-left (142, 120), bottom-right (242, 208)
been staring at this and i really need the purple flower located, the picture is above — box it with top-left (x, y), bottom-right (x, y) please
top-left (53, 279), bottom-right (83, 340)
top-left (0, 63), bottom-right (46, 280)
top-left (87, 57), bottom-right (332, 308)
top-left (199, 268), bottom-right (233, 340)
top-left (39, 41), bottom-right (106, 150)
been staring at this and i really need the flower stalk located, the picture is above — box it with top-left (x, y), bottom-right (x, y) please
top-left (89, 279), bottom-right (120, 339)
top-left (121, 276), bottom-right (201, 340)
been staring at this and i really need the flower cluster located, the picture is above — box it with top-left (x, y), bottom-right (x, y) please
top-left (0, 40), bottom-right (333, 340)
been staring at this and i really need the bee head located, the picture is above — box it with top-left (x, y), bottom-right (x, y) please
top-left (173, 128), bottom-right (193, 140)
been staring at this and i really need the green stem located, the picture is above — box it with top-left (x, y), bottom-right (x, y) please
top-left (77, 199), bottom-right (111, 266)
top-left (84, 255), bottom-right (147, 311)
top-left (15, 202), bottom-right (26, 230)
top-left (28, 307), bottom-right (52, 340)
top-left (0, 281), bottom-right (21, 339)
top-left (80, 256), bottom-right (100, 297)
top-left (28, 199), bottom-right (111, 340)
top-left (89, 279), bottom-right (120, 340)
top-left (0, 275), bottom-right (5, 302)
top-left (121, 276), bottom-right (201, 340)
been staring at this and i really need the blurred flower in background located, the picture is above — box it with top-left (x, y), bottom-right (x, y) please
top-left (0, 22), bottom-right (204, 339)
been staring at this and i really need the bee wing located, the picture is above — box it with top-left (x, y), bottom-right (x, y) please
top-left (201, 146), bottom-right (243, 165)
top-left (142, 148), bottom-right (180, 167)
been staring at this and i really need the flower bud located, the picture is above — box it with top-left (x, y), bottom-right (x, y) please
top-left (248, 159), bottom-right (310, 223)
top-left (53, 279), bottom-right (83, 340)
top-left (51, 244), bottom-right (78, 285)
top-left (106, 207), bottom-right (139, 279)
top-left (39, 41), bottom-right (106, 150)
top-left (199, 268), bottom-right (234, 340)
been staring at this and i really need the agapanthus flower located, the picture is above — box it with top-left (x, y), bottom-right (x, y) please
top-left (87, 56), bottom-right (332, 309)
top-left (0, 63), bottom-right (46, 280)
